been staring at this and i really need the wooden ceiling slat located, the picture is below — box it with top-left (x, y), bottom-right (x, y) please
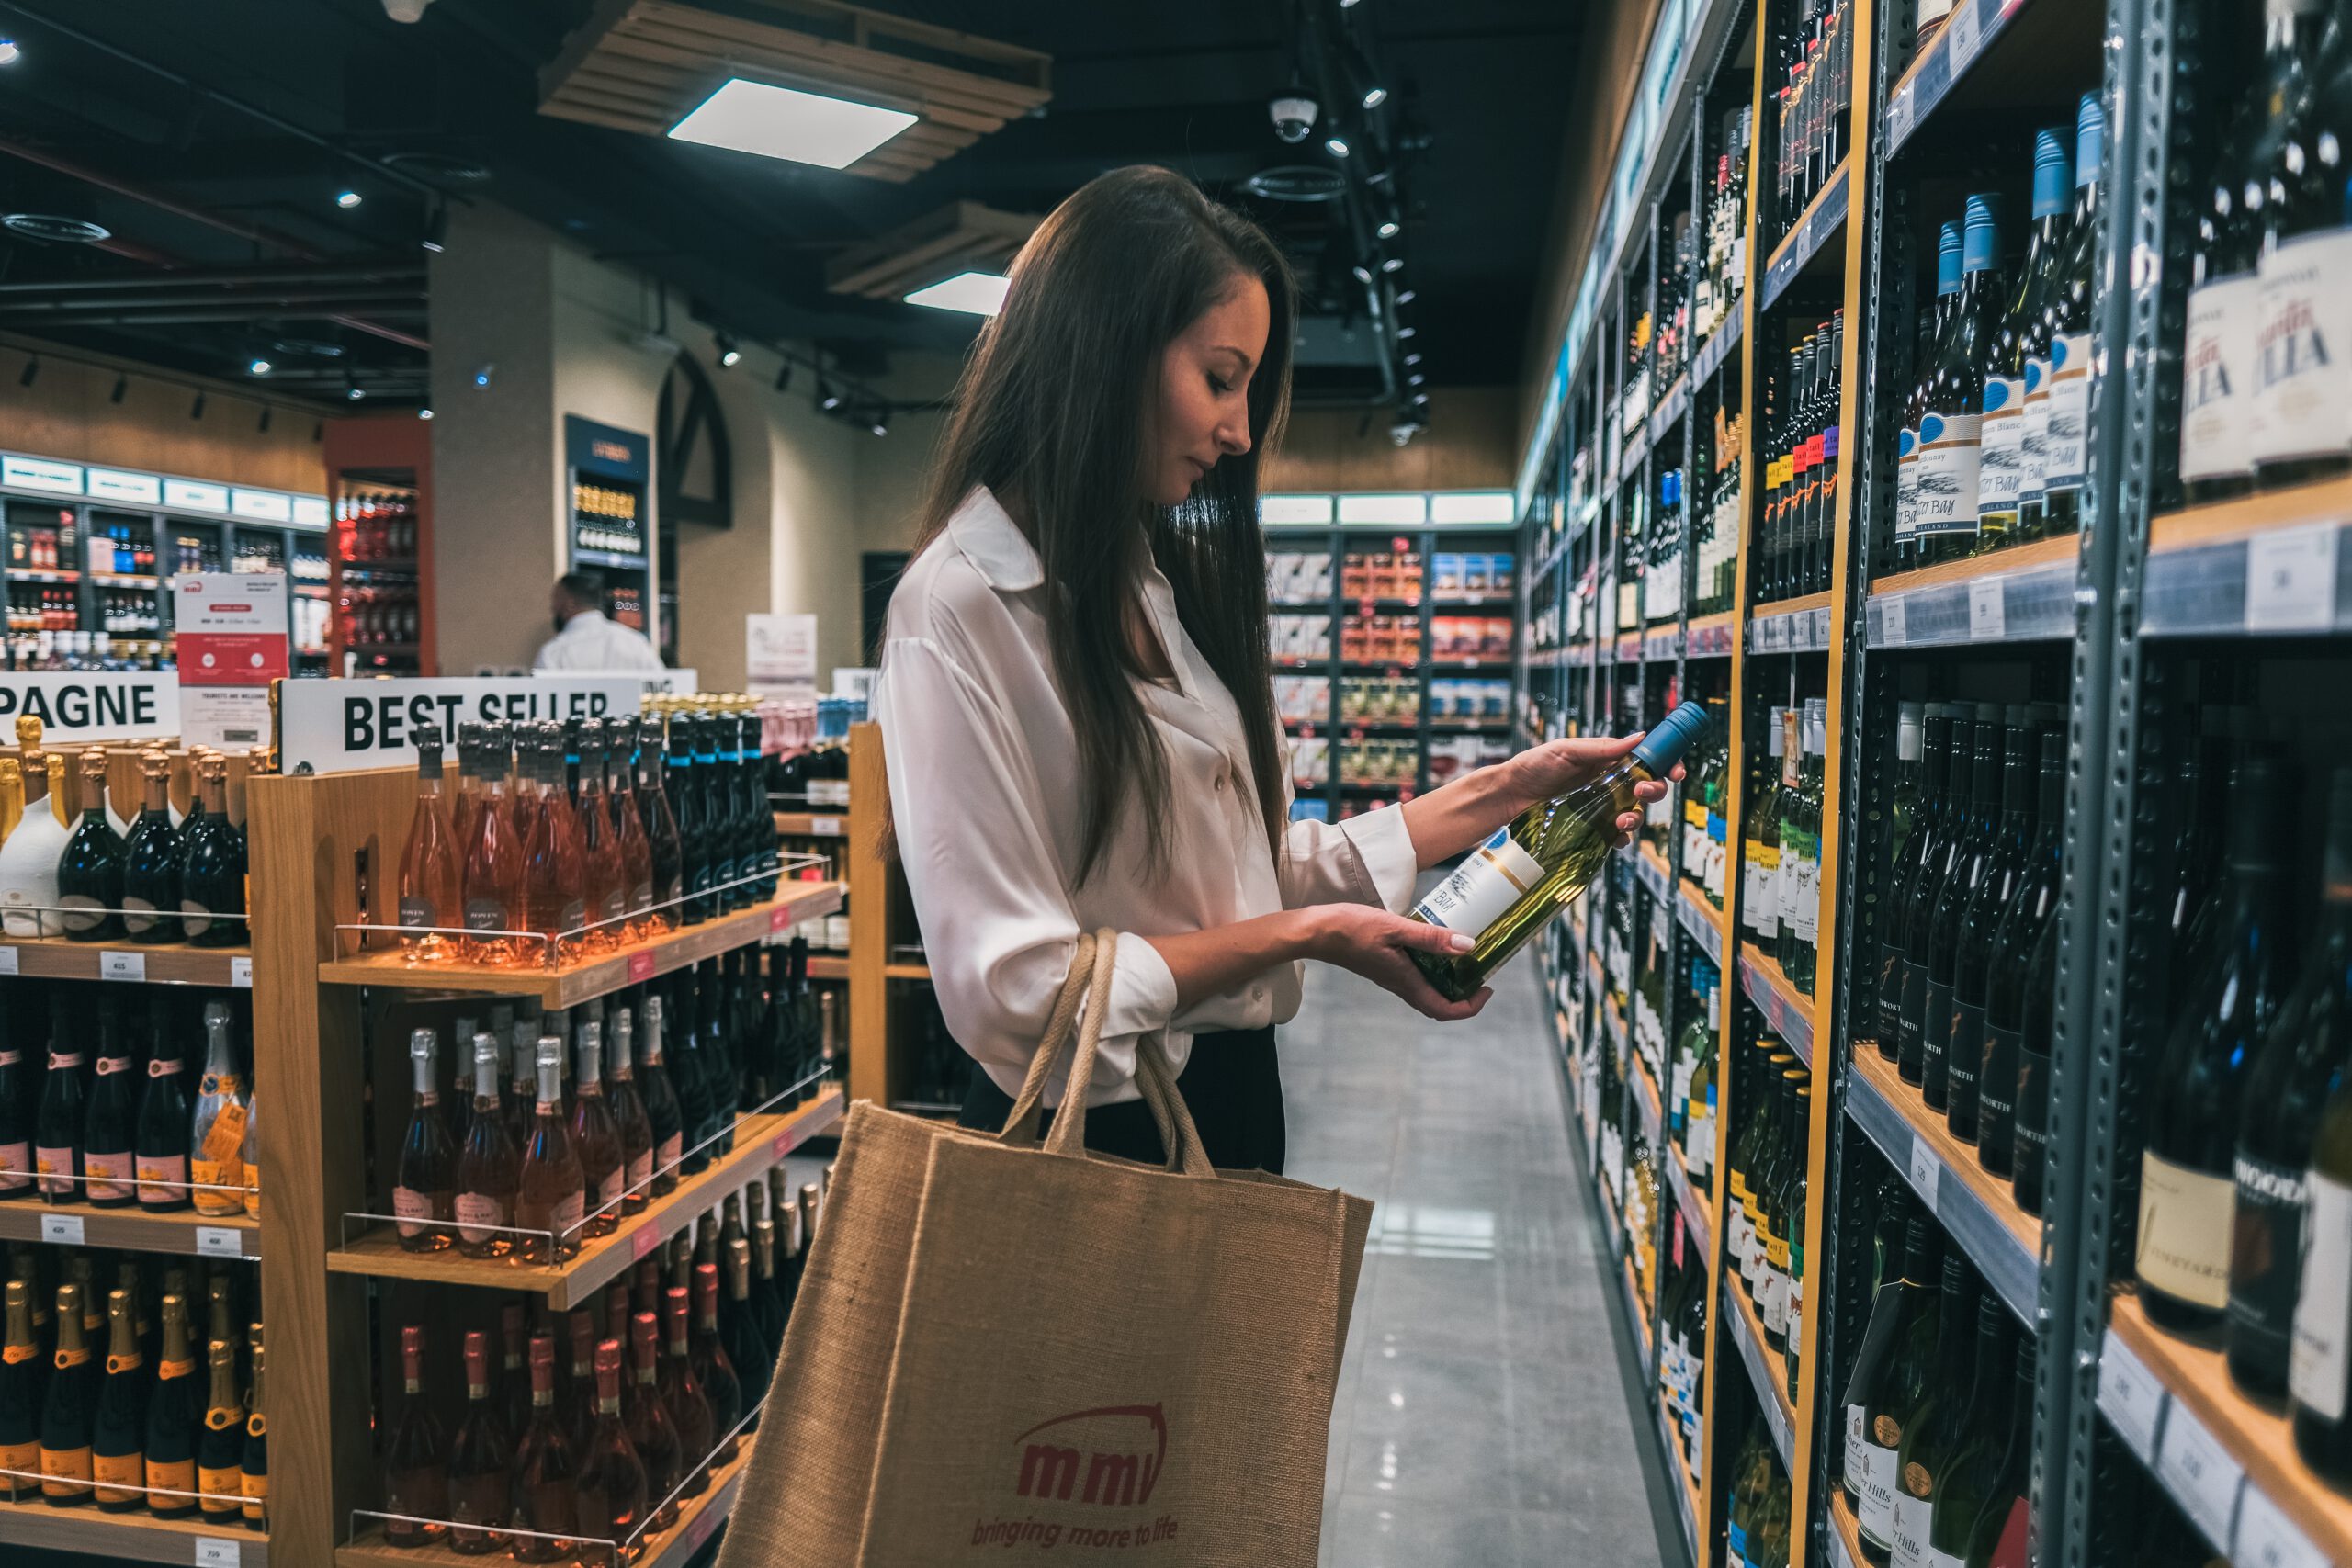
top-left (638, 3), bottom-right (1047, 116)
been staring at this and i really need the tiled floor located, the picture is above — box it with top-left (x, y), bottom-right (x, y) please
top-left (1287, 956), bottom-right (1678, 1568)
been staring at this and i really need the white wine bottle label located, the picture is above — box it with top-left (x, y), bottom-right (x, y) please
top-left (1410, 826), bottom-right (1545, 935)
top-left (1860, 1436), bottom-right (1901, 1547)
top-left (2290, 1170), bottom-right (2352, 1420)
top-left (1844, 1404), bottom-right (1867, 1497)
top-left (2020, 355), bottom-right (2054, 502)
top-left (1977, 375), bottom-right (2028, 519)
top-left (1895, 428), bottom-right (1921, 541)
top-left (1892, 1489), bottom-right (1934, 1568)
top-left (1913, 412), bottom-right (1983, 536)
top-left (1784, 841), bottom-right (1819, 942)
top-left (1923, 1549), bottom-right (1968, 1568)
top-left (2180, 274), bottom-right (2259, 482)
top-left (2042, 332), bottom-right (2094, 491)
top-left (2135, 1149), bottom-right (2234, 1309)
top-left (2250, 227), bottom-right (2352, 466)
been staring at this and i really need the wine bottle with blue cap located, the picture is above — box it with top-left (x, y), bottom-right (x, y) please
top-left (1409, 701), bottom-right (1713, 1002)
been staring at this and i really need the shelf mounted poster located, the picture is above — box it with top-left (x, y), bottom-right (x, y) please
top-left (175, 570), bottom-right (288, 751)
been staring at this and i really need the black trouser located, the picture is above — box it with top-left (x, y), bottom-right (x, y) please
top-left (956, 1026), bottom-right (1285, 1174)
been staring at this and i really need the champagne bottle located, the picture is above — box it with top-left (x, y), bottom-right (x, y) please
top-left (195, 1337), bottom-right (242, 1522)
top-left (90, 1289), bottom-right (145, 1512)
top-left (0, 1280), bottom-right (38, 1502)
top-left (455, 1033), bottom-right (519, 1260)
top-left (382, 1325), bottom-right (447, 1545)
top-left (395, 1028), bottom-right (457, 1251)
top-left (82, 995), bottom-right (138, 1208)
top-left (2232, 770), bottom-right (2352, 1395)
top-left (397, 725), bottom-right (461, 962)
top-left (188, 1002), bottom-right (249, 1218)
top-left (0, 1008), bottom-right (29, 1199)
top-left (2138, 755), bottom-right (2291, 1333)
top-left (622, 1311), bottom-right (683, 1529)
top-left (240, 1339), bottom-right (266, 1530)
top-left (1410, 703), bottom-right (1710, 1002)
top-left (179, 755), bottom-right (246, 947)
top-left (39, 1282), bottom-right (94, 1505)
top-left (605, 1008), bottom-right (655, 1215)
top-left (55, 750), bottom-right (126, 942)
top-left (571, 1019), bottom-right (624, 1237)
top-left (572, 1339), bottom-right (646, 1546)
top-left (0, 722), bottom-right (70, 938)
top-left (134, 1020), bottom-right (191, 1213)
top-left (119, 750), bottom-right (180, 942)
top-left (508, 1335), bottom-right (580, 1563)
top-left (514, 1035), bottom-right (585, 1264)
top-left (144, 1293), bottom-right (197, 1517)
top-left (688, 1265), bottom-right (741, 1466)
top-left (638, 995), bottom-right (684, 1195)
top-left (446, 1330), bottom-right (511, 1552)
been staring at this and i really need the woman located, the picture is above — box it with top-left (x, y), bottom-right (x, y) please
top-left (876, 166), bottom-right (1670, 1173)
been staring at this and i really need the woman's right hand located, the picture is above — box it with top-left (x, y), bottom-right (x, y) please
top-left (1299, 904), bottom-right (1493, 1022)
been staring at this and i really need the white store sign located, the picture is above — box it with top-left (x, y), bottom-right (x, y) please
top-left (277, 676), bottom-right (646, 774)
top-left (0, 671), bottom-right (180, 740)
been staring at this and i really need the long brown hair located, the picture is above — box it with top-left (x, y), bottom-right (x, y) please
top-left (907, 165), bottom-right (1295, 885)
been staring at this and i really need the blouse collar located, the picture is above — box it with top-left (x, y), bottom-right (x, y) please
top-left (947, 485), bottom-right (1046, 592)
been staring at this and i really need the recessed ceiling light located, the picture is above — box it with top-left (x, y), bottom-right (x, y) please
top-left (904, 270), bottom-right (1010, 316)
top-left (1396, 288), bottom-right (1417, 305)
top-left (1404, 352), bottom-right (1422, 366)
top-left (715, 333), bottom-right (742, 367)
top-left (1381, 256), bottom-right (1403, 273)
top-left (669, 78), bottom-right (917, 170)
top-left (1325, 135), bottom-right (1351, 158)
top-left (418, 407), bottom-right (435, 420)
top-left (1396, 325), bottom-right (1416, 339)
top-left (1352, 264), bottom-right (1374, 284)
top-left (1362, 85), bottom-right (1388, 110)
top-left (1377, 220), bottom-right (1400, 239)
top-left (335, 190), bottom-right (363, 209)
top-left (248, 358), bottom-right (273, 376)
top-left (0, 40), bottom-right (21, 66)
top-left (347, 387), bottom-right (367, 400)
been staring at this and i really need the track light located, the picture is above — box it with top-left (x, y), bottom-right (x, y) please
top-left (248, 357), bottom-right (272, 377)
top-left (418, 407), bottom-right (435, 420)
top-left (346, 381), bottom-right (366, 400)
top-left (1340, 0), bottom-right (1363, 8)
top-left (109, 375), bottom-right (127, 404)
top-left (1381, 256), bottom-right (1403, 273)
top-left (421, 205), bottom-right (447, 254)
top-left (0, 40), bottom-right (20, 65)
top-left (819, 381), bottom-right (842, 412)
top-left (1377, 220), bottom-right (1400, 240)
top-left (1404, 352), bottom-right (1422, 367)
top-left (715, 333), bottom-right (741, 368)
top-left (1396, 325), bottom-right (1416, 339)
top-left (1362, 85), bottom-right (1387, 110)
top-left (190, 392), bottom-right (206, 420)
top-left (1351, 264), bottom-right (1374, 284)
top-left (1395, 288), bottom-right (1417, 305)
top-left (17, 356), bottom-right (35, 389)
top-left (1325, 134), bottom-right (1351, 158)
top-left (774, 362), bottom-right (793, 393)
top-left (334, 189), bottom-right (363, 209)
top-left (1408, 372), bottom-right (1425, 386)
top-left (870, 414), bottom-right (888, 437)
top-left (258, 406), bottom-right (272, 433)
top-left (472, 363), bottom-right (494, 389)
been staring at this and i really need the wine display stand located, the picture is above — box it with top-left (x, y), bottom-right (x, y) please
top-left (0, 1196), bottom-right (261, 1259)
top-left (0, 1491), bottom-right (270, 1565)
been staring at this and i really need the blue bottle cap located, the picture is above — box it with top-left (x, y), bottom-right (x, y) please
top-left (1936, 222), bottom-right (1962, 297)
top-left (1630, 700), bottom-right (1712, 776)
top-left (2075, 92), bottom-right (2105, 188)
top-left (1962, 194), bottom-right (2002, 274)
top-left (2031, 130), bottom-right (2071, 219)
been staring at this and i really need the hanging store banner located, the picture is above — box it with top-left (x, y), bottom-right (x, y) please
top-left (0, 671), bottom-right (180, 741)
top-left (277, 675), bottom-right (646, 775)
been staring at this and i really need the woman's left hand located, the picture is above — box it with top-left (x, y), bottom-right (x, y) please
top-left (1508, 733), bottom-right (1683, 846)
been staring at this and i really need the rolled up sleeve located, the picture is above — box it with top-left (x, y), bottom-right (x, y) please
top-left (876, 637), bottom-right (1180, 1108)
top-left (1278, 804), bottom-right (1421, 915)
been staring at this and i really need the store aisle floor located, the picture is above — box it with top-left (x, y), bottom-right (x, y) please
top-left (1288, 953), bottom-right (1678, 1568)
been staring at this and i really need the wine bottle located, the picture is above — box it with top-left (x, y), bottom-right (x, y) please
top-left (2250, 8), bottom-right (2352, 490)
top-left (1845, 1219), bottom-right (1942, 1557)
top-left (506, 1016), bottom-right (539, 1156)
top-left (1976, 133), bottom-right (2069, 553)
top-left (90, 1289), bottom-right (145, 1512)
top-left (455, 1032), bottom-right (519, 1260)
top-left (622, 1311), bottom-right (683, 1529)
top-left (39, 1282), bottom-right (94, 1505)
top-left (194, 1337), bottom-right (242, 1523)
top-left (397, 726), bottom-right (461, 962)
top-left (560, 1312), bottom-right (599, 1460)
top-left (33, 1018), bottom-right (85, 1207)
top-left (1410, 703), bottom-right (1709, 1001)
top-left (119, 750), bottom-right (180, 942)
top-left (2292, 951), bottom-right (2352, 1477)
top-left (1897, 1294), bottom-right (2013, 1568)
top-left (660, 1285), bottom-right (714, 1494)
top-left (522, 725), bottom-right (587, 958)
top-left (54, 750), bottom-right (125, 942)
top-left (516, 1035), bottom-right (585, 1264)
top-left (695, 961), bottom-right (735, 1145)
top-left (509, 1333), bottom-right (580, 1562)
top-left (1882, 1256), bottom-right (1978, 1568)
top-left (1747, 706), bottom-right (1788, 953)
top-left (1915, 197), bottom-right (2003, 561)
top-left (2229, 770), bottom-right (2352, 1395)
top-left (638, 995), bottom-right (684, 1197)
top-left (1895, 224), bottom-right (1966, 568)
top-left (574, 724), bottom-right (627, 953)
top-left (0, 1005), bottom-right (28, 1200)
top-left (667, 979), bottom-right (713, 1178)
top-left (1, 1280), bottom-right (39, 1502)
top-left (445, 1329), bottom-right (511, 1552)
top-left (607, 721), bottom-right (656, 938)
top-left (2138, 754), bottom-right (2291, 1333)
top-left (382, 1325), bottom-right (447, 1545)
top-left (1978, 729), bottom-right (2065, 1176)
top-left (82, 997), bottom-right (137, 1208)
top-left (141, 1293), bottom-right (196, 1517)
top-left (0, 721), bottom-right (71, 938)
top-left (1922, 708), bottom-right (2003, 1110)
top-left (722, 1235), bottom-right (772, 1420)
top-left (697, 713), bottom-right (737, 913)
top-left (460, 725), bottom-right (526, 967)
top-left (749, 1214), bottom-right (789, 1351)
top-left (239, 1339), bottom-right (266, 1530)
top-left (394, 1028), bottom-right (457, 1251)
top-left (2028, 94), bottom-right (2104, 540)
top-left (188, 1002), bottom-right (249, 1219)
top-left (637, 721), bottom-right (684, 929)
top-left (1934, 1331), bottom-right (2033, 1568)
top-left (670, 718), bottom-right (709, 927)
top-left (1949, 714), bottom-right (2039, 1142)
top-left (1880, 705), bottom-right (1943, 1057)
top-left (571, 1338), bottom-right (646, 1547)
top-left (133, 1021), bottom-right (191, 1212)
top-left (180, 756), bottom-right (246, 947)
top-left (1778, 703), bottom-right (1825, 993)
top-left (605, 1008), bottom-right (655, 1216)
top-left (571, 1020), bottom-right (624, 1238)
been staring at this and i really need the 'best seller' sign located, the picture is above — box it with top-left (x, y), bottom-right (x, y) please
top-left (277, 676), bottom-right (650, 775)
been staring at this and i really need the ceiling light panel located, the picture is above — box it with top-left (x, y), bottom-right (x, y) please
top-left (669, 79), bottom-right (916, 169)
top-left (904, 270), bottom-right (1011, 316)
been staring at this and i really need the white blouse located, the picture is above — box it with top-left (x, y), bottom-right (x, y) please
top-left (875, 487), bottom-right (1420, 1109)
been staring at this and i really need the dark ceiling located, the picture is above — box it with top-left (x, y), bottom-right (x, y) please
top-left (0, 0), bottom-right (1578, 412)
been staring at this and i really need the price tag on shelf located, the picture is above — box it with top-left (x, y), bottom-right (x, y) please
top-left (2245, 524), bottom-right (2340, 631)
top-left (2155, 1405), bottom-right (2245, 1549)
top-left (196, 1225), bottom-right (243, 1259)
top-left (2233, 1478), bottom-right (2329, 1568)
top-left (772, 1126), bottom-right (801, 1159)
top-left (1881, 594), bottom-right (1908, 647)
top-left (1945, 0), bottom-right (1983, 69)
top-left (40, 1213), bottom-right (85, 1246)
top-left (1906, 1134), bottom-right (1941, 1211)
top-left (99, 950), bottom-right (146, 983)
top-left (628, 950), bottom-right (656, 983)
top-left (0, 946), bottom-right (17, 976)
top-left (807, 815), bottom-right (843, 837)
top-left (2097, 1331), bottom-right (2167, 1460)
top-left (229, 957), bottom-right (253, 988)
top-left (1812, 607), bottom-right (1832, 648)
top-left (633, 1224), bottom-right (664, 1261)
top-left (769, 906), bottom-right (792, 933)
top-left (194, 1538), bottom-right (243, 1568)
top-left (1968, 579), bottom-right (2007, 641)
top-left (687, 1494), bottom-right (725, 1548)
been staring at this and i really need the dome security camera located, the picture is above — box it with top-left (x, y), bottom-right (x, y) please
top-left (1269, 92), bottom-right (1320, 145)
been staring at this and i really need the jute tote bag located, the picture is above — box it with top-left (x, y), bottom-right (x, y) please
top-left (717, 931), bottom-right (1372, 1568)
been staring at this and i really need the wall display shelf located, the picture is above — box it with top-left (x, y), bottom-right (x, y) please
top-left (2138, 480), bottom-right (2352, 639)
top-left (1759, 162), bottom-right (1849, 310)
top-left (1735, 945), bottom-right (1814, 1067)
top-left (0, 1492), bottom-right (269, 1565)
top-left (1862, 534), bottom-right (2081, 649)
top-left (1667, 1145), bottom-right (1714, 1263)
top-left (0, 934), bottom-right (253, 986)
top-left (0, 1196), bottom-right (261, 1258)
top-left (1728, 1271), bottom-right (1796, 1470)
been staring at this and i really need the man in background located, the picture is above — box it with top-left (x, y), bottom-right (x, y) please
top-left (537, 570), bottom-right (664, 671)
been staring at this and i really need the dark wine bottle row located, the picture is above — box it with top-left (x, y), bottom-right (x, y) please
top-left (1725, 1032), bottom-right (1810, 1404)
top-left (0, 1246), bottom-right (263, 1526)
top-left (379, 1168), bottom-right (815, 1558)
top-left (387, 944), bottom-right (839, 1259)
top-left (0, 981), bottom-right (256, 1215)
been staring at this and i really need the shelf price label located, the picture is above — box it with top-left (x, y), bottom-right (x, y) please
top-left (1906, 1134), bottom-right (1942, 1211)
top-left (1881, 594), bottom-right (1909, 647)
top-left (0, 946), bottom-right (16, 976)
top-left (2233, 1479), bottom-right (2330, 1568)
top-left (2155, 1406), bottom-right (2245, 1551)
top-left (2097, 1331), bottom-right (2167, 1461)
top-left (808, 816), bottom-right (843, 837)
top-left (1968, 579), bottom-right (2007, 641)
top-left (99, 950), bottom-right (147, 983)
top-left (1945, 0), bottom-right (1984, 70)
top-left (628, 950), bottom-right (657, 983)
top-left (633, 1224), bottom-right (665, 1261)
top-left (195, 1225), bottom-right (243, 1259)
top-left (194, 1538), bottom-right (243, 1567)
top-left (2245, 524), bottom-right (2340, 631)
top-left (230, 957), bottom-right (253, 988)
top-left (40, 1213), bottom-right (85, 1246)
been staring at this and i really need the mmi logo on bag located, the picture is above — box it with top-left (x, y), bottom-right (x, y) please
top-left (972, 1404), bottom-right (1182, 1551)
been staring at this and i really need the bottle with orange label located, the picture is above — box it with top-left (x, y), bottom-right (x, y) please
top-left (143, 1292), bottom-right (198, 1517)
top-left (188, 1002), bottom-right (249, 1218)
top-left (195, 1336), bottom-right (243, 1521)
top-left (1, 1278), bottom-right (39, 1500)
top-left (38, 1280), bottom-right (93, 1504)
top-left (92, 1288), bottom-right (145, 1511)
top-left (240, 1335), bottom-right (266, 1530)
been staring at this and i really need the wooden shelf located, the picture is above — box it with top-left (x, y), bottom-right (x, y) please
top-left (336, 1429), bottom-right (752, 1568)
top-left (319, 883), bottom-right (842, 1007)
top-left (1761, 157), bottom-right (1850, 309)
top-left (1633, 1051), bottom-right (1664, 1146)
top-left (0, 1491), bottom-right (266, 1564)
top-left (2139, 476), bottom-right (2352, 637)
top-left (1869, 531), bottom-right (2079, 599)
top-left (0, 936), bottom-right (251, 987)
top-left (1676, 877), bottom-right (1725, 967)
top-left (325, 1089), bottom-right (842, 1308)
top-left (1827, 1492), bottom-right (1869, 1568)
top-left (1728, 1262), bottom-right (1796, 1469)
top-left (1847, 1046), bottom-right (2039, 1323)
top-left (807, 953), bottom-right (848, 980)
top-left (0, 1197), bottom-right (259, 1258)
top-left (2103, 1290), bottom-right (2352, 1565)
top-left (772, 810), bottom-right (845, 838)
top-left (1865, 533), bottom-right (2082, 648)
top-left (1623, 1255), bottom-right (1654, 1364)
top-left (883, 961), bottom-right (931, 980)
top-left (1736, 942), bottom-right (1815, 1066)
top-left (1666, 1145), bottom-right (1714, 1269)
